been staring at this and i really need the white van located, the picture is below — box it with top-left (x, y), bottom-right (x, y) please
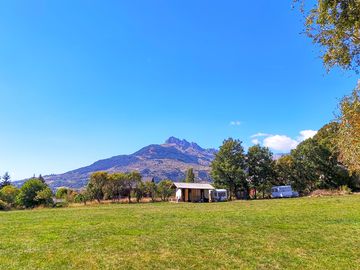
top-left (210, 189), bottom-right (228, 202)
top-left (271, 185), bottom-right (299, 198)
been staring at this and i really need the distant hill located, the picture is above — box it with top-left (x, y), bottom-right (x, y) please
top-left (273, 153), bottom-right (288, 160)
top-left (15, 137), bottom-right (217, 190)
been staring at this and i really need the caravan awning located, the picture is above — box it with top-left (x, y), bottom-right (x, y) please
top-left (172, 182), bottom-right (215, 190)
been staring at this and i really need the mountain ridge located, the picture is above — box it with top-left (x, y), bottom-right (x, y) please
top-left (15, 137), bottom-right (217, 189)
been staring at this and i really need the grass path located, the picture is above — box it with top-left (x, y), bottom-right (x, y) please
top-left (1, 196), bottom-right (360, 269)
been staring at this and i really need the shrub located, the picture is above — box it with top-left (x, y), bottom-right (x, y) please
top-left (0, 185), bottom-right (19, 207)
top-left (157, 180), bottom-right (174, 201)
top-left (339, 185), bottom-right (352, 194)
top-left (16, 178), bottom-right (52, 208)
top-left (54, 202), bottom-right (69, 208)
top-left (0, 200), bottom-right (9, 211)
top-left (74, 192), bottom-right (90, 205)
top-left (35, 187), bottom-right (54, 206)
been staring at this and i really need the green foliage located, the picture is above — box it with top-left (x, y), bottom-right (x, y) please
top-left (247, 145), bottom-right (275, 198)
top-left (0, 172), bottom-right (11, 189)
top-left (55, 187), bottom-right (69, 199)
top-left (16, 178), bottom-right (51, 208)
top-left (157, 180), bottom-right (173, 201)
top-left (103, 173), bottom-right (126, 201)
top-left (87, 172), bottom-right (109, 203)
top-left (74, 191), bottom-right (90, 205)
top-left (124, 171), bottom-right (142, 203)
top-left (54, 202), bottom-right (69, 208)
top-left (339, 185), bottom-right (352, 194)
top-left (274, 122), bottom-right (355, 194)
top-left (0, 199), bottom-right (9, 211)
top-left (145, 181), bottom-right (157, 202)
top-left (185, 168), bottom-right (195, 183)
top-left (0, 185), bottom-right (19, 207)
top-left (86, 171), bottom-right (144, 203)
top-left (34, 187), bottom-right (54, 206)
top-left (134, 181), bottom-right (145, 203)
top-left (298, 0), bottom-right (360, 72)
top-left (275, 155), bottom-right (295, 186)
top-left (211, 138), bottom-right (247, 199)
top-left (55, 188), bottom-right (77, 203)
top-left (337, 85), bottom-right (360, 174)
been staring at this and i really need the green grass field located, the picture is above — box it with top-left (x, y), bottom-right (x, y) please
top-left (1, 196), bottom-right (360, 270)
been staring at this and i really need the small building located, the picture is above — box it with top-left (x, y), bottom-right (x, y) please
top-left (173, 182), bottom-right (215, 202)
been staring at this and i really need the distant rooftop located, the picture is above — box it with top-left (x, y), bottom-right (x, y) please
top-left (172, 182), bottom-right (215, 190)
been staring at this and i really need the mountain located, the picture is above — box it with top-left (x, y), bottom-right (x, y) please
top-left (17, 137), bottom-right (217, 190)
top-left (273, 153), bottom-right (288, 160)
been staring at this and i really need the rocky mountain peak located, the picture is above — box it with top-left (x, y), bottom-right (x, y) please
top-left (165, 136), bottom-right (202, 150)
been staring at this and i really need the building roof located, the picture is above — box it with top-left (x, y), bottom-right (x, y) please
top-left (172, 182), bottom-right (215, 190)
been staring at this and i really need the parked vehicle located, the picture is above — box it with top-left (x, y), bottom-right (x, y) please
top-left (271, 185), bottom-right (299, 198)
top-left (210, 189), bottom-right (228, 202)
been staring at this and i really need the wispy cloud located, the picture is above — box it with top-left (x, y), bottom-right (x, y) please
top-left (251, 132), bottom-right (272, 138)
top-left (250, 129), bottom-right (318, 152)
top-left (230, 121), bottom-right (241, 126)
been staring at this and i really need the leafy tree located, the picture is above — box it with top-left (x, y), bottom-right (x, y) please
top-left (290, 135), bottom-right (352, 193)
top-left (0, 185), bottom-right (19, 207)
top-left (211, 138), bottom-right (247, 200)
top-left (290, 139), bottom-right (326, 193)
top-left (297, 0), bottom-right (360, 72)
top-left (56, 187), bottom-right (69, 199)
top-left (0, 172), bottom-right (11, 189)
top-left (34, 187), bottom-right (53, 206)
top-left (272, 122), bottom-right (355, 194)
top-left (123, 171), bottom-right (142, 203)
top-left (55, 187), bottom-right (77, 203)
top-left (185, 168), bottom-right (195, 183)
top-left (74, 190), bottom-right (90, 205)
top-left (157, 180), bottom-right (173, 201)
top-left (134, 180), bottom-right (145, 203)
top-left (16, 178), bottom-right (50, 208)
top-left (275, 155), bottom-right (295, 186)
top-left (103, 173), bottom-right (126, 201)
top-left (87, 172), bottom-right (108, 203)
top-left (145, 180), bottom-right (157, 202)
top-left (314, 122), bottom-right (356, 189)
top-left (337, 85), bottom-right (360, 174)
top-left (247, 145), bottom-right (275, 198)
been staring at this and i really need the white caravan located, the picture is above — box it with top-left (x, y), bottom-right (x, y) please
top-left (210, 189), bottom-right (228, 202)
top-left (271, 185), bottom-right (299, 198)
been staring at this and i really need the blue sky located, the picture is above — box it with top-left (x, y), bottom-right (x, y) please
top-left (0, 1), bottom-right (358, 180)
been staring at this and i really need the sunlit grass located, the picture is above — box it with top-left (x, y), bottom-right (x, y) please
top-left (1, 196), bottom-right (360, 269)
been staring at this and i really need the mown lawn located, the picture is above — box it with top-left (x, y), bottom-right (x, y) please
top-left (0, 196), bottom-right (360, 270)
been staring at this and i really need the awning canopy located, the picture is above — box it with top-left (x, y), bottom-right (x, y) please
top-left (172, 182), bottom-right (215, 190)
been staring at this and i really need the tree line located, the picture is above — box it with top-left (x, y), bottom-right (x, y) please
top-left (84, 171), bottom-right (173, 203)
top-left (0, 174), bottom-right (53, 210)
top-left (0, 171), bottom-right (176, 210)
top-left (211, 120), bottom-right (360, 200)
top-left (212, 76), bottom-right (360, 199)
